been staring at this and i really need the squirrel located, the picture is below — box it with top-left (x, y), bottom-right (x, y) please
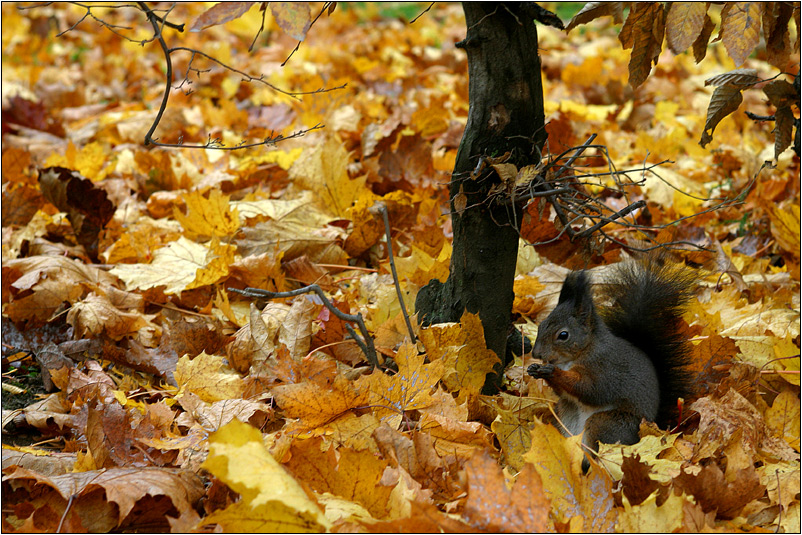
top-left (526, 255), bottom-right (697, 471)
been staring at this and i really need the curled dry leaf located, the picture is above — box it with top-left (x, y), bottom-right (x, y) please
top-left (37, 166), bottom-right (115, 259)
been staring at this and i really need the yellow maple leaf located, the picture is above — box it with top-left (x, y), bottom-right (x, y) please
top-left (174, 188), bottom-right (239, 239)
top-left (174, 352), bottom-right (244, 403)
top-left (110, 236), bottom-right (235, 295)
top-left (356, 341), bottom-right (443, 428)
top-left (289, 136), bottom-right (366, 218)
top-left (522, 422), bottom-right (585, 525)
top-left (393, 244), bottom-right (450, 287)
top-left (418, 311), bottom-right (501, 398)
top-left (456, 312), bottom-right (502, 398)
top-left (764, 200), bottom-right (800, 255)
top-left (491, 406), bottom-right (533, 472)
top-left (765, 390), bottom-right (800, 451)
top-left (618, 491), bottom-right (688, 532)
top-left (237, 147), bottom-right (304, 173)
top-left (44, 141), bottom-right (112, 181)
top-left (201, 419), bottom-right (330, 532)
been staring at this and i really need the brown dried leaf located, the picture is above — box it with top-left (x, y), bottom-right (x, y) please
top-left (270, 2), bottom-right (312, 42)
top-left (763, 2), bottom-right (794, 68)
top-left (189, 2), bottom-right (255, 32)
top-left (3, 256), bottom-right (115, 323)
top-left (666, 2), bottom-right (707, 54)
top-left (66, 292), bottom-right (150, 340)
top-left (2, 465), bottom-right (203, 531)
top-left (620, 454), bottom-right (662, 506)
top-left (704, 68), bottom-right (760, 88)
top-left (37, 167), bottom-right (115, 259)
top-left (773, 106), bottom-right (795, 160)
top-left (699, 85), bottom-right (743, 148)
top-left (692, 13), bottom-right (716, 63)
top-left (674, 462), bottom-right (765, 519)
top-left (720, 2), bottom-right (763, 67)
top-left (464, 452), bottom-right (550, 532)
top-left (2, 184), bottom-right (44, 227)
top-left (763, 79), bottom-right (797, 109)
top-left (623, 3), bottom-right (666, 89)
top-left (690, 389), bottom-right (798, 462)
top-left (565, 2), bottom-right (624, 33)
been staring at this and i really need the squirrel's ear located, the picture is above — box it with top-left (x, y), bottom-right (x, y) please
top-left (559, 271), bottom-right (596, 322)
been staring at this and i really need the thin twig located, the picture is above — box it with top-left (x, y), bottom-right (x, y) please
top-left (138, 1), bottom-right (174, 147)
top-left (281, 2), bottom-right (332, 66)
top-left (410, 2), bottom-right (434, 23)
top-left (372, 202), bottom-right (417, 343)
top-left (228, 285), bottom-right (380, 368)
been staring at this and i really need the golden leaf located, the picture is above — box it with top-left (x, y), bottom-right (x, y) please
top-left (110, 236), bottom-right (235, 295)
top-left (174, 352), bottom-right (245, 403)
top-left (721, 2), bottom-right (764, 67)
top-left (201, 419), bottom-right (330, 532)
top-left (174, 188), bottom-right (239, 239)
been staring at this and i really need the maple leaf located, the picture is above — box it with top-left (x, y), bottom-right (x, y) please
top-left (271, 374), bottom-right (369, 428)
top-left (288, 136), bottom-right (367, 219)
top-left (201, 419), bottom-right (331, 532)
top-left (464, 452), bottom-right (550, 532)
top-left (174, 352), bottom-right (245, 403)
top-left (284, 437), bottom-right (395, 520)
top-left (110, 236), bottom-right (236, 295)
top-left (418, 311), bottom-right (500, 399)
top-left (356, 341), bottom-right (444, 428)
top-left (173, 188), bottom-right (240, 240)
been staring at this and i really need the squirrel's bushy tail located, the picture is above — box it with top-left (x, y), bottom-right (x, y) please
top-left (600, 255), bottom-right (697, 428)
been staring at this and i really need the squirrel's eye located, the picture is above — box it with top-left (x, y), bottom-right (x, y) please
top-left (557, 330), bottom-right (569, 341)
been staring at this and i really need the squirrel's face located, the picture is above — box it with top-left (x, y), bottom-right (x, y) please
top-left (532, 304), bottom-right (594, 369)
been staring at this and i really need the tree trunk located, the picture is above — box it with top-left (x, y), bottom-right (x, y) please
top-left (415, 2), bottom-right (546, 393)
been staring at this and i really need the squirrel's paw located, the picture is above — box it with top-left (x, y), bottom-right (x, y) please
top-left (527, 362), bottom-right (554, 379)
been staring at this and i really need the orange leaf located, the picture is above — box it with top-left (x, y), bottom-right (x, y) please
top-left (356, 341), bottom-right (444, 428)
top-left (464, 452), bottom-right (550, 532)
top-left (271, 374), bottom-right (368, 428)
top-left (285, 438), bottom-right (394, 519)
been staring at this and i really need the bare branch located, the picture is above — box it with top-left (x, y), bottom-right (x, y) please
top-left (371, 202), bottom-right (416, 343)
top-left (228, 285), bottom-right (380, 369)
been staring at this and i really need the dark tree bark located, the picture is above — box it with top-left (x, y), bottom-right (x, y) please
top-left (415, 3), bottom-right (547, 393)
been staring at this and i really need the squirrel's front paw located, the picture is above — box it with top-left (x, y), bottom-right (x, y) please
top-left (527, 362), bottom-right (554, 379)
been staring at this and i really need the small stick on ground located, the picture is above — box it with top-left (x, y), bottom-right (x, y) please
top-left (228, 284), bottom-right (380, 369)
top-left (371, 202), bottom-right (417, 343)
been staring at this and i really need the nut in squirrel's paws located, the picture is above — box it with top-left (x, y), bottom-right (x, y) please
top-left (527, 362), bottom-right (555, 378)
